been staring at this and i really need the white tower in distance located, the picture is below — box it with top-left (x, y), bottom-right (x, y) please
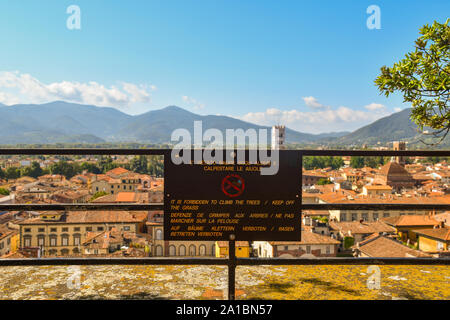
top-left (271, 125), bottom-right (286, 150)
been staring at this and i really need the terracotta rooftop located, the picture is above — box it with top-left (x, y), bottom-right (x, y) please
top-left (414, 227), bottom-right (450, 241)
top-left (355, 235), bottom-right (430, 258)
top-left (364, 185), bottom-right (392, 190)
top-left (382, 215), bottom-right (440, 227)
top-left (433, 212), bottom-right (450, 226)
top-left (93, 192), bottom-right (149, 203)
top-left (329, 220), bottom-right (395, 235)
top-left (106, 167), bottom-right (130, 176)
top-left (116, 192), bottom-right (139, 202)
top-left (378, 161), bottom-right (413, 177)
top-left (319, 192), bottom-right (450, 204)
top-left (303, 210), bottom-right (330, 216)
top-left (18, 210), bottom-right (148, 225)
top-left (271, 226), bottom-right (340, 245)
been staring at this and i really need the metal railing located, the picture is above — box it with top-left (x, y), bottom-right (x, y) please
top-left (1, 148), bottom-right (450, 300)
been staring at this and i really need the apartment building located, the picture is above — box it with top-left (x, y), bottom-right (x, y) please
top-left (253, 226), bottom-right (340, 258)
top-left (90, 167), bottom-right (148, 195)
top-left (321, 193), bottom-right (450, 222)
top-left (146, 218), bottom-right (215, 257)
top-left (18, 210), bottom-right (147, 256)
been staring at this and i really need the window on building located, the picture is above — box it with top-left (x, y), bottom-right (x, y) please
top-left (74, 234), bottom-right (81, 246)
top-left (189, 245), bottom-right (196, 256)
top-left (50, 228), bottom-right (57, 232)
top-left (86, 227), bottom-right (92, 232)
top-left (169, 245), bottom-right (176, 256)
top-left (24, 236), bottom-right (31, 247)
top-left (123, 226), bottom-right (130, 231)
top-left (362, 213), bottom-right (368, 221)
top-left (284, 246), bottom-right (288, 251)
top-left (74, 227), bottom-right (80, 232)
top-left (155, 229), bottom-right (163, 240)
top-left (179, 245), bottom-right (186, 256)
top-left (24, 228), bottom-right (31, 233)
top-left (199, 245), bottom-right (206, 256)
top-left (97, 227), bottom-right (104, 231)
top-left (373, 212), bottom-right (379, 220)
top-left (61, 235), bottom-right (69, 246)
top-left (326, 246), bottom-right (330, 254)
top-left (37, 236), bottom-right (45, 247)
top-left (383, 212), bottom-right (390, 218)
top-left (351, 213), bottom-right (357, 221)
top-left (38, 228), bottom-right (45, 232)
top-left (49, 236), bottom-right (57, 247)
top-left (341, 213), bottom-right (347, 221)
top-left (306, 246), bottom-right (311, 254)
top-left (62, 228), bottom-right (68, 232)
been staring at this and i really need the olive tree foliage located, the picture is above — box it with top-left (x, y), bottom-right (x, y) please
top-left (375, 19), bottom-right (450, 144)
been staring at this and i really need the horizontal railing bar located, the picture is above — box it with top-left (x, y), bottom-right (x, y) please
top-left (1, 203), bottom-right (448, 211)
top-left (0, 148), bottom-right (449, 157)
top-left (0, 148), bottom-right (170, 155)
top-left (300, 150), bottom-right (450, 156)
top-left (301, 203), bottom-right (450, 211)
top-left (237, 257), bottom-right (450, 265)
top-left (0, 258), bottom-right (229, 266)
top-left (0, 257), bottom-right (448, 267)
top-left (0, 203), bottom-right (164, 211)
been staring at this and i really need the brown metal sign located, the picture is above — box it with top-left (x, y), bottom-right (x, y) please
top-left (164, 150), bottom-right (302, 241)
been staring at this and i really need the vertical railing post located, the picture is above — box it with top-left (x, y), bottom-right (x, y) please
top-left (299, 152), bottom-right (303, 239)
top-left (228, 234), bottom-right (236, 301)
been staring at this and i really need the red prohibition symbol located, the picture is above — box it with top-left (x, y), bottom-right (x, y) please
top-left (221, 174), bottom-right (245, 197)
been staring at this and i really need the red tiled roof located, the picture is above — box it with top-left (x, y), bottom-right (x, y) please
top-left (106, 167), bottom-right (130, 176)
top-left (329, 220), bottom-right (395, 235)
top-left (271, 226), bottom-right (339, 245)
top-left (414, 227), bottom-right (450, 241)
top-left (116, 192), bottom-right (137, 202)
top-left (382, 215), bottom-right (440, 227)
top-left (356, 235), bottom-right (430, 257)
top-left (18, 210), bottom-right (147, 225)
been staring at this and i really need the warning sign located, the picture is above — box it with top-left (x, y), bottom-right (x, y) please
top-left (164, 150), bottom-right (302, 241)
top-left (221, 174), bottom-right (245, 197)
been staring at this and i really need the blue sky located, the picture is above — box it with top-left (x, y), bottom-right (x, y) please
top-left (0, 0), bottom-right (448, 133)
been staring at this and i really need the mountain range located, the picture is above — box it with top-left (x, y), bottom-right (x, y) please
top-left (0, 101), bottom-right (436, 146)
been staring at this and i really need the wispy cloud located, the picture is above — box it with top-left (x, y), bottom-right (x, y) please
top-left (240, 101), bottom-right (392, 133)
top-left (182, 95), bottom-right (205, 110)
top-left (364, 103), bottom-right (386, 111)
top-left (0, 71), bottom-right (156, 108)
top-left (302, 96), bottom-right (328, 109)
